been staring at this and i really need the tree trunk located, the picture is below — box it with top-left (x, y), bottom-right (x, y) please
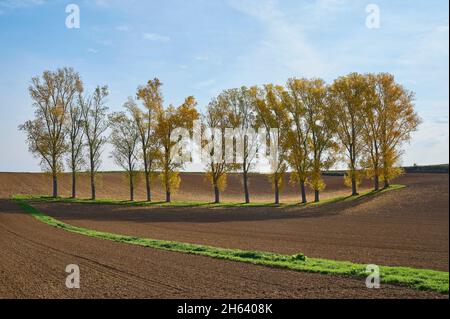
top-left (274, 179), bottom-right (280, 205)
top-left (90, 172), bottom-right (96, 200)
top-left (314, 190), bottom-right (320, 203)
top-left (129, 173), bottom-right (134, 201)
top-left (351, 174), bottom-right (358, 196)
top-left (166, 191), bottom-right (171, 203)
top-left (300, 180), bottom-right (307, 204)
top-left (350, 145), bottom-right (358, 196)
top-left (52, 172), bottom-right (58, 198)
top-left (243, 171), bottom-right (250, 204)
top-left (214, 185), bottom-right (220, 204)
top-left (71, 170), bottom-right (76, 198)
top-left (145, 171), bottom-right (151, 202)
top-left (383, 158), bottom-right (390, 189)
top-left (143, 152), bottom-right (151, 201)
top-left (374, 174), bottom-right (379, 191)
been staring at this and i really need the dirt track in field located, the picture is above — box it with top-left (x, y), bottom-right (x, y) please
top-left (33, 173), bottom-right (449, 272)
top-left (0, 199), bottom-right (447, 299)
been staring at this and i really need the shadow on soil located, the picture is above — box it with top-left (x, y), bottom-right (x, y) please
top-left (28, 189), bottom-right (401, 224)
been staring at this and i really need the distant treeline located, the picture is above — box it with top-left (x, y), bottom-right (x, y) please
top-left (323, 165), bottom-right (449, 176)
top-left (403, 164), bottom-right (449, 174)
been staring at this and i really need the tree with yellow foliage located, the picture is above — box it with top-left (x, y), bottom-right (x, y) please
top-left (329, 73), bottom-right (366, 196)
top-left (375, 73), bottom-right (421, 188)
top-left (203, 94), bottom-right (235, 203)
top-left (19, 67), bottom-right (83, 198)
top-left (302, 79), bottom-right (337, 202)
top-left (281, 78), bottom-right (310, 203)
top-left (359, 74), bottom-right (384, 190)
top-left (252, 84), bottom-right (289, 204)
top-left (156, 96), bottom-right (199, 202)
top-left (126, 78), bottom-right (163, 202)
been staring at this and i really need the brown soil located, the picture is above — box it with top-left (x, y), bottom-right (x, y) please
top-left (0, 171), bottom-right (375, 203)
top-left (0, 172), bottom-right (448, 298)
top-left (0, 199), bottom-right (446, 299)
top-left (33, 173), bottom-right (449, 272)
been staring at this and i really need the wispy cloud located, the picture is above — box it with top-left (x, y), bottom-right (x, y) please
top-left (314, 0), bottom-right (349, 11)
top-left (193, 78), bottom-right (216, 89)
top-left (226, 0), bottom-right (329, 80)
top-left (87, 48), bottom-right (98, 54)
top-left (91, 0), bottom-right (110, 8)
top-left (195, 55), bottom-right (209, 61)
top-left (0, 0), bottom-right (45, 10)
top-left (143, 33), bottom-right (170, 42)
top-left (116, 25), bottom-right (130, 32)
top-left (398, 23), bottom-right (449, 66)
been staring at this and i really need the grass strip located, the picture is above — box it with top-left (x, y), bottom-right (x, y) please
top-left (14, 198), bottom-right (449, 294)
top-left (13, 184), bottom-right (407, 208)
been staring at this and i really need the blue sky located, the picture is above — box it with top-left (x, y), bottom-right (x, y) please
top-left (0, 0), bottom-right (448, 172)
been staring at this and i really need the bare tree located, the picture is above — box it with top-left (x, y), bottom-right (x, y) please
top-left (225, 87), bottom-right (260, 204)
top-left (19, 67), bottom-right (82, 197)
top-left (80, 86), bottom-right (109, 200)
top-left (109, 112), bottom-right (140, 201)
top-left (67, 93), bottom-right (85, 198)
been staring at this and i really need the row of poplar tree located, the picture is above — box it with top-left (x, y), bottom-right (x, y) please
top-left (20, 67), bottom-right (420, 204)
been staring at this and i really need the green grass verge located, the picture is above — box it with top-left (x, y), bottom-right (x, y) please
top-left (13, 184), bottom-right (407, 208)
top-left (14, 198), bottom-right (449, 294)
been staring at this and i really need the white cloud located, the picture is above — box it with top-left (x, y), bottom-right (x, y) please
top-left (193, 79), bottom-right (216, 89)
top-left (399, 23), bottom-right (449, 66)
top-left (116, 25), bottom-right (130, 32)
top-left (0, 0), bottom-right (45, 9)
top-left (195, 55), bottom-right (209, 61)
top-left (315, 0), bottom-right (349, 11)
top-left (87, 48), bottom-right (98, 54)
top-left (437, 24), bottom-right (449, 32)
top-left (92, 0), bottom-right (110, 8)
top-left (143, 33), bottom-right (170, 42)
top-left (226, 0), bottom-right (329, 81)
